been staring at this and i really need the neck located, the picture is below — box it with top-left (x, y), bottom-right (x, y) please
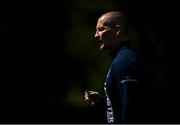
top-left (111, 36), bottom-right (129, 51)
top-left (108, 39), bottom-right (130, 59)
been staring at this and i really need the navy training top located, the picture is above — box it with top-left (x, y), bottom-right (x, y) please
top-left (104, 41), bottom-right (148, 123)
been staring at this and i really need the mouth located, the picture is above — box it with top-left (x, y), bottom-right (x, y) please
top-left (98, 40), bottom-right (103, 46)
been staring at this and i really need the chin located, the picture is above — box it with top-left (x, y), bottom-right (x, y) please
top-left (100, 46), bottom-right (110, 51)
top-left (100, 46), bottom-right (105, 50)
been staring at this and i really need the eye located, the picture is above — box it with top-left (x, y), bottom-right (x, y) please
top-left (97, 27), bottom-right (104, 32)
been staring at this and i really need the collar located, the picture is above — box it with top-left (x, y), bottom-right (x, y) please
top-left (109, 40), bottom-right (130, 60)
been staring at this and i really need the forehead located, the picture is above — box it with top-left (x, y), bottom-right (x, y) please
top-left (96, 15), bottom-right (107, 27)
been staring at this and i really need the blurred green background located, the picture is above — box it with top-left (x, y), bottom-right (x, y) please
top-left (0, 0), bottom-right (180, 123)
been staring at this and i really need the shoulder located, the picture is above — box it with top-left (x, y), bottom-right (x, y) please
top-left (112, 47), bottom-right (137, 66)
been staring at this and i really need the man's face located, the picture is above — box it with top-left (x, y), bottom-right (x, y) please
top-left (94, 16), bottom-right (115, 51)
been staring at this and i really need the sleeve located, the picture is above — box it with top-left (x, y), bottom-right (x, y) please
top-left (111, 58), bottom-right (141, 123)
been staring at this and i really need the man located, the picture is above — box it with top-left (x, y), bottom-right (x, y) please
top-left (84, 11), bottom-right (149, 123)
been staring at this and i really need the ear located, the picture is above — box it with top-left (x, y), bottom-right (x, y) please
top-left (115, 25), bottom-right (124, 36)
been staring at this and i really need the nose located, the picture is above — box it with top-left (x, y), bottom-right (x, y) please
top-left (94, 31), bottom-right (99, 40)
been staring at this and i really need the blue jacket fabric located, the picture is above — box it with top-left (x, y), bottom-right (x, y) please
top-left (104, 42), bottom-right (148, 123)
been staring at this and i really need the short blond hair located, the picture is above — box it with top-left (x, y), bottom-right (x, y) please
top-left (99, 11), bottom-right (129, 35)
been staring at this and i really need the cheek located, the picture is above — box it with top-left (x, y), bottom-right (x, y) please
top-left (101, 31), bottom-right (110, 40)
top-left (102, 31), bottom-right (113, 42)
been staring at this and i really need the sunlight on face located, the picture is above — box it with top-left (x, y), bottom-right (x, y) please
top-left (95, 16), bottom-right (115, 51)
